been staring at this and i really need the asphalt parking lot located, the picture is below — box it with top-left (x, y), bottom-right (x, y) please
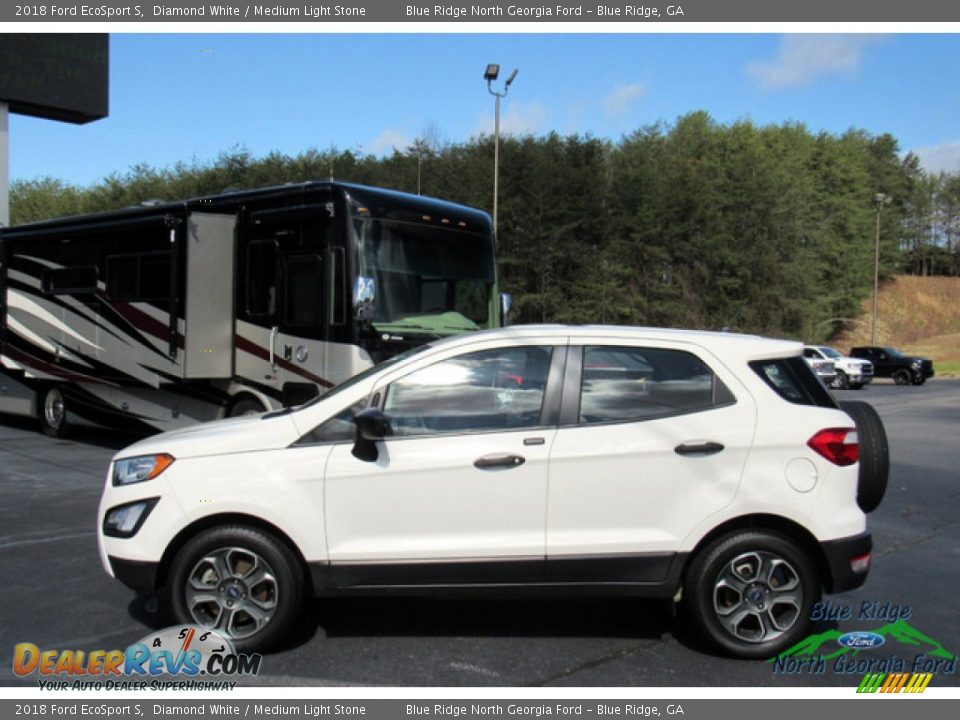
top-left (2, 379), bottom-right (958, 687)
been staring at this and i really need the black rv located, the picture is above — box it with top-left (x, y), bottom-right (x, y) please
top-left (0, 182), bottom-right (503, 435)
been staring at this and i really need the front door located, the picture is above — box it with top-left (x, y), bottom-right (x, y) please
top-left (323, 344), bottom-right (558, 584)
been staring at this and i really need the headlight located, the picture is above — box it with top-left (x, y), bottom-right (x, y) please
top-left (103, 498), bottom-right (159, 538)
top-left (112, 453), bottom-right (175, 486)
top-left (911, 360), bottom-right (922, 368)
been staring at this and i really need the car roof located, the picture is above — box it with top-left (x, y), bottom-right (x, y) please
top-left (428, 324), bottom-right (801, 362)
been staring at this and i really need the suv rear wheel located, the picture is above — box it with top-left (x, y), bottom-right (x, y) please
top-left (683, 530), bottom-right (818, 659)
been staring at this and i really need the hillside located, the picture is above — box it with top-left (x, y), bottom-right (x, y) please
top-left (833, 276), bottom-right (960, 376)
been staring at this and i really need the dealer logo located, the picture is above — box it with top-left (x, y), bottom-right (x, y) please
top-left (13, 625), bottom-right (262, 690)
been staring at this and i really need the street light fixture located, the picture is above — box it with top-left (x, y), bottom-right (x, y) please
top-left (872, 192), bottom-right (892, 346)
top-left (485, 63), bottom-right (518, 237)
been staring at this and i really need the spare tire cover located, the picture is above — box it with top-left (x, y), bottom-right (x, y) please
top-left (838, 400), bottom-right (890, 513)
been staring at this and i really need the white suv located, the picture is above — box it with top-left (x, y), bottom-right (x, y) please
top-left (98, 326), bottom-right (888, 659)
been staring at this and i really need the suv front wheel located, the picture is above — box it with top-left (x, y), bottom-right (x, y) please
top-left (168, 526), bottom-right (305, 651)
top-left (683, 530), bottom-right (818, 659)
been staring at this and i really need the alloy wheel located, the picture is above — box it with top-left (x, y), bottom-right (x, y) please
top-left (712, 551), bottom-right (803, 643)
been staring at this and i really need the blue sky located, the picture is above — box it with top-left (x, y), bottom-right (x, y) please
top-left (9, 33), bottom-right (960, 185)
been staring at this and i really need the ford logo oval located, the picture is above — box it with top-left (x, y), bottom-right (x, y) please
top-left (838, 631), bottom-right (886, 649)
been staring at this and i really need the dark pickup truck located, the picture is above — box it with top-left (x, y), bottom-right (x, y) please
top-left (850, 346), bottom-right (935, 386)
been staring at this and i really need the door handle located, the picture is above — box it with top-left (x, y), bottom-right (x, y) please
top-left (674, 441), bottom-right (725, 456)
top-left (474, 454), bottom-right (526, 469)
top-left (269, 326), bottom-right (278, 370)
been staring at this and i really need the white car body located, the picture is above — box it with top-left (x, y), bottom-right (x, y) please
top-left (98, 325), bottom-right (874, 657)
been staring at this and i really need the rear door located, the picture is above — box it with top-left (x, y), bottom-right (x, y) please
top-left (546, 341), bottom-right (756, 577)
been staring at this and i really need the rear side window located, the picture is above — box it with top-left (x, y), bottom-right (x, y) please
top-left (750, 357), bottom-right (837, 408)
top-left (578, 346), bottom-right (735, 424)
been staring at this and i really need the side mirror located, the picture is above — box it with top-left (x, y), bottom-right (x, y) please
top-left (353, 276), bottom-right (376, 326)
top-left (499, 292), bottom-right (513, 327)
top-left (351, 407), bottom-right (391, 462)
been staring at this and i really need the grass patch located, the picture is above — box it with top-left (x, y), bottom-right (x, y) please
top-left (934, 360), bottom-right (960, 378)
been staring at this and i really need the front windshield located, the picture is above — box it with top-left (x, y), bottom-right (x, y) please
top-left (356, 217), bottom-right (495, 334)
top-left (820, 347), bottom-right (843, 359)
top-left (884, 347), bottom-right (905, 358)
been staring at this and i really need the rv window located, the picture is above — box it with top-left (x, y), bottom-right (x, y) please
top-left (247, 240), bottom-right (278, 317)
top-left (42, 266), bottom-right (99, 295)
top-left (105, 252), bottom-right (171, 302)
top-left (284, 255), bottom-right (323, 327)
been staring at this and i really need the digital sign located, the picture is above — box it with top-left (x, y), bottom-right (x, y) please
top-left (0, 34), bottom-right (108, 124)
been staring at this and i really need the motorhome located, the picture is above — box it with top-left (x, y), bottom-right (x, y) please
top-left (0, 182), bottom-right (503, 435)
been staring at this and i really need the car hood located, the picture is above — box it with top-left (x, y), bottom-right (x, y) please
top-left (111, 413), bottom-right (301, 462)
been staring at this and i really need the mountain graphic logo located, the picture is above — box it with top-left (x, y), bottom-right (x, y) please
top-left (769, 619), bottom-right (955, 663)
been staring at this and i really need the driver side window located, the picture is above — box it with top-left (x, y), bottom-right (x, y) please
top-left (383, 346), bottom-right (553, 437)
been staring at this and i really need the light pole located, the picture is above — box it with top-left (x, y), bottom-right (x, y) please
top-left (484, 64), bottom-right (517, 237)
top-left (872, 192), bottom-right (892, 346)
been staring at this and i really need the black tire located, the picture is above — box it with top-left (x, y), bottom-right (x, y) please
top-left (833, 371), bottom-right (849, 390)
top-left (893, 369), bottom-right (912, 386)
top-left (38, 385), bottom-right (69, 438)
top-left (168, 526), bottom-right (304, 652)
top-left (228, 396), bottom-right (267, 418)
top-left (682, 530), bottom-right (819, 659)
top-left (838, 400), bottom-right (889, 513)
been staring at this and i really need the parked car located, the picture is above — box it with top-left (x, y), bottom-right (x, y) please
top-left (98, 325), bottom-right (889, 659)
top-left (804, 346), bottom-right (873, 390)
top-left (850, 346), bottom-right (935, 386)
top-left (801, 348), bottom-right (837, 387)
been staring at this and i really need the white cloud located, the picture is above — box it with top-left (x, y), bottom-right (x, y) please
top-left (367, 128), bottom-right (411, 155)
top-left (747, 35), bottom-right (882, 90)
top-left (476, 101), bottom-right (549, 136)
top-left (910, 141), bottom-right (960, 174)
top-left (603, 83), bottom-right (646, 118)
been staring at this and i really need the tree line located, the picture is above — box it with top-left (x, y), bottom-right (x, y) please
top-left (10, 111), bottom-right (960, 342)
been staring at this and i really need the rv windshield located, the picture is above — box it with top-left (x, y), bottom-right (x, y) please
top-left (356, 218), bottom-right (495, 335)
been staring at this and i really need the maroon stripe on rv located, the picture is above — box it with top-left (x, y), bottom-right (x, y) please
top-left (234, 335), bottom-right (334, 388)
top-left (104, 297), bottom-right (185, 350)
top-left (3, 345), bottom-right (117, 386)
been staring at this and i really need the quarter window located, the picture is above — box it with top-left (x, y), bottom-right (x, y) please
top-left (579, 346), bottom-right (734, 424)
top-left (750, 357), bottom-right (837, 409)
top-left (384, 346), bottom-right (553, 436)
top-left (298, 398), bottom-right (369, 445)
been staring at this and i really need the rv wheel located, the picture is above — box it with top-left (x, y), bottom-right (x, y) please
top-left (229, 397), bottom-right (267, 418)
top-left (39, 386), bottom-right (69, 438)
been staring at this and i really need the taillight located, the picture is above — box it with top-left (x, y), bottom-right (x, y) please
top-left (808, 428), bottom-right (859, 466)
